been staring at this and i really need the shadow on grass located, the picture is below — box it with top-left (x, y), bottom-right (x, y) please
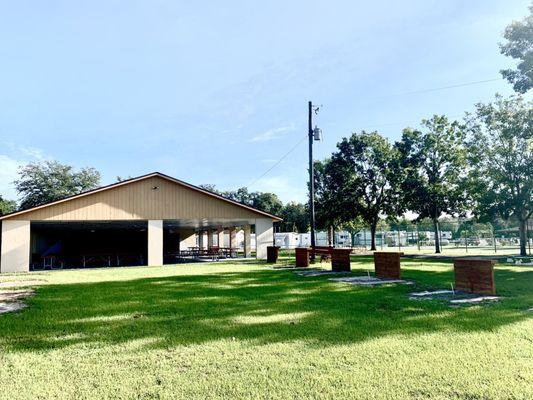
top-left (0, 263), bottom-right (531, 353)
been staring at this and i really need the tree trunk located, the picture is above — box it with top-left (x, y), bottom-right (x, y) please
top-left (519, 218), bottom-right (527, 256)
top-left (433, 218), bottom-right (441, 254)
top-left (328, 225), bottom-right (333, 246)
top-left (370, 223), bottom-right (377, 251)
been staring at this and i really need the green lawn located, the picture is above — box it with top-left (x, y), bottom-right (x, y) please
top-left (0, 257), bottom-right (532, 399)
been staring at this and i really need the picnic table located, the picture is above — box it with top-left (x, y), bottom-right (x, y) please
top-left (177, 247), bottom-right (238, 261)
top-left (81, 254), bottom-right (113, 267)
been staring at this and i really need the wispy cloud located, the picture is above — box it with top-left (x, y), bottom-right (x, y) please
top-left (18, 146), bottom-right (47, 160)
top-left (248, 123), bottom-right (295, 142)
top-left (0, 155), bottom-right (23, 199)
top-left (0, 144), bottom-right (48, 200)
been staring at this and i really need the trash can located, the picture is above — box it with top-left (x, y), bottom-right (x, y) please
top-left (266, 246), bottom-right (280, 263)
top-left (295, 247), bottom-right (310, 268)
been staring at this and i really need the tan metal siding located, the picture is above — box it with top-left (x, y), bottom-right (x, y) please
top-left (6, 177), bottom-right (262, 221)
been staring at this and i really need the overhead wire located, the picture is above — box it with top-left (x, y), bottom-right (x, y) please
top-left (247, 134), bottom-right (308, 188)
top-left (246, 77), bottom-right (504, 188)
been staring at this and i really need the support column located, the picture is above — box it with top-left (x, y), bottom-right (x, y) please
top-left (198, 230), bottom-right (205, 249)
top-left (243, 225), bottom-right (251, 258)
top-left (229, 228), bottom-right (237, 251)
top-left (207, 229), bottom-right (214, 248)
top-left (217, 229), bottom-right (225, 247)
top-left (148, 220), bottom-right (163, 266)
top-left (256, 219), bottom-right (273, 260)
top-left (1, 220), bottom-right (31, 273)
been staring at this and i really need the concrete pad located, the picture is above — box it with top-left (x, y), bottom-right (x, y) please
top-left (410, 290), bottom-right (454, 299)
top-left (330, 276), bottom-right (413, 286)
top-left (0, 288), bottom-right (34, 315)
top-left (295, 269), bottom-right (349, 277)
top-left (0, 301), bottom-right (27, 314)
top-left (450, 296), bottom-right (500, 304)
top-left (0, 280), bottom-right (45, 288)
top-left (408, 289), bottom-right (501, 305)
top-left (0, 289), bottom-right (34, 301)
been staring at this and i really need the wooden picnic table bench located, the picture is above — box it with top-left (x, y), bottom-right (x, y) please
top-left (311, 246), bottom-right (334, 262)
top-left (81, 254), bottom-right (113, 267)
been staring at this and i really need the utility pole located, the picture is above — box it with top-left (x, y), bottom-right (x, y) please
top-left (308, 101), bottom-right (321, 260)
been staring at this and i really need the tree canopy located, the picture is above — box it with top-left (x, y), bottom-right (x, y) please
top-left (314, 133), bottom-right (403, 250)
top-left (313, 159), bottom-right (346, 233)
top-left (467, 95), bottom-right (533, 255)
top-left (279, 202), bottom-right (309, 233)
top-left (500, 4), bottom-right (533, 93)
top-left (0, 196), bottom-right (17, 216)
top-left (397, 115), bottom-right (469, 253)
top-left (198, 185), bottom-right (284, 217)
top-left (14, 161), bottom-right (101, 210)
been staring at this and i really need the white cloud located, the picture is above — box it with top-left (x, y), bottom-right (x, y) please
top-left (0, 144), bottom-right (49, 200)
top-left (248, 123), bottom-right (295, 142)
top-left (0, 155), bottom-right (23, 199)
top-left (18, 146), bottom-right (46, 160)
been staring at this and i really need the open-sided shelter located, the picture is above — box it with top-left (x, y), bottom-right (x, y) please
top-left (0, 172), bottom-right (281, 273)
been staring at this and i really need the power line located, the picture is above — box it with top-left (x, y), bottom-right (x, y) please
top-left (246, 77), bottom-right (504, 189)
top-left (247, 134), bottom-right (307, 188)
top-left (359, 114), bottom-right (463, 130)
top-left (369, 77), bottom-right (503, 102)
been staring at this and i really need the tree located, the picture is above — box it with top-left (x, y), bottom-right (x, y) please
top-left (280, 202), bottom-right (309, 233)
top-left (221, 187), bottom-right (253, 205)
top-left (325, 132), bottom-right (404, 250)
top-left (198, 184), bottom-right (283, 216)
top-left (14, 161), bottom-right (101, 209)
top-left (341, 218), bottom-right (366, 248)
top-left (313, 159), bottom-right (346, 245)
top-left (398, 115), bottom-right (469, 253)
top-left (0, 196), bottom-right (17, 216)
top-left (467, 95), bottom-right (533, 256)
top-left (250, 192), bottom-right (283, 216)
top-left (500, 4), bottom-right (533, 93)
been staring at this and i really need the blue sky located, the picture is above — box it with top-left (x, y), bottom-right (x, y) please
top-left (0, 1), bottom-right (529, 203)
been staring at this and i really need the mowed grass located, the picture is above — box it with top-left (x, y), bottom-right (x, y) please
top-left (0, 256), bottom-right (532, 399)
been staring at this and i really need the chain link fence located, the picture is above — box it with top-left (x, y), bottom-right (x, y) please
top-left (275, 219), bottom-right (533, 257)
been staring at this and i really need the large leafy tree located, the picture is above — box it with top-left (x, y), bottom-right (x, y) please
top-left (341, 217), bottom-right (366, 248)
top-left (313, 159), bottom-right (347, 245)
top-left (398, 115), bottom-right (469, 253)
top-left (198, 184), bottom-right (283, 216)
top-left (280, 202), bottom-right (309, 233)
top-left (250, 192), bottom-right (283, 216)
top-left (14, 161), bottom-right (101, 210)
top-left (0, 196), bottom-right (17, 216)
top-left (467, 95), bottom-right (533, 256)
top-left (324, 132), bottom-right (404, 250)
top-left (220, 187), bottom-right (253, 205)
top-left (500, 3), bottom-right (533, 93)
